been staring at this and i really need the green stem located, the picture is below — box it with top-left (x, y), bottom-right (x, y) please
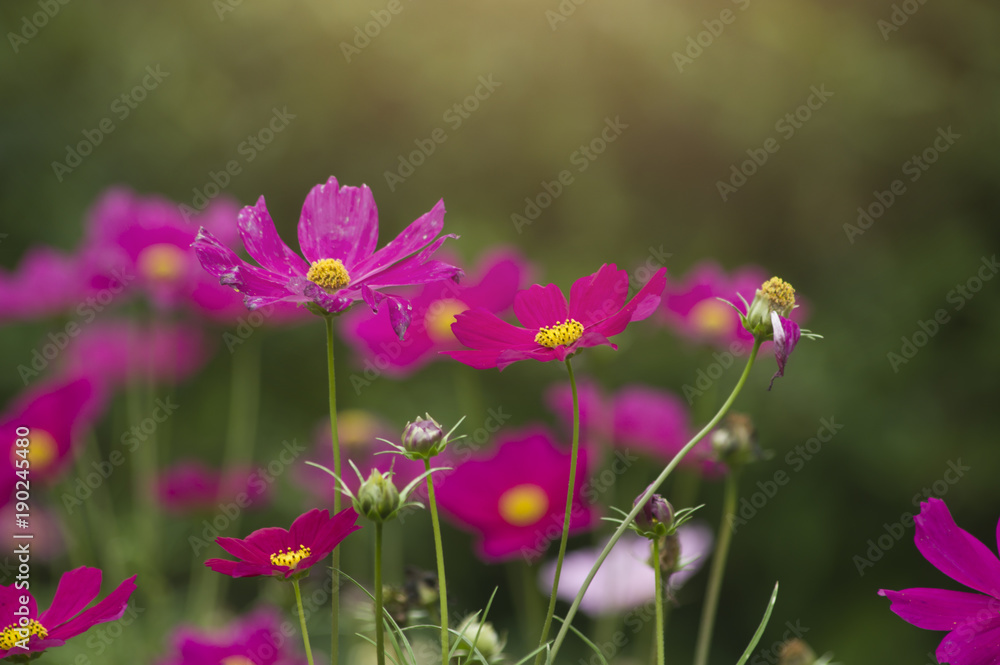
top-left (375, 522), bottom-right (385, 665)
top-left (424, 459), bottom-right (450, 665)
top-left (547, 339), bottom-right (761, 664)
top-left (535, 359), bottom-right (581, 664)
top-left (652, 537), bottom-right (665, 665)
top-left (324, 315), bottom-right (343, 665)
top-left (692, 469), bottom-right (741, 665)
top-left (293, 579), bottom-right (316, 665)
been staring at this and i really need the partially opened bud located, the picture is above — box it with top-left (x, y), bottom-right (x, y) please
top-left (633, 486), bottom-right (674, 538)
top-left (402, 417), bottom-right (444, 457)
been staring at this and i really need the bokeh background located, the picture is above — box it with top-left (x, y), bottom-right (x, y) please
top-left (2, 0), bottom-right (1000, 663)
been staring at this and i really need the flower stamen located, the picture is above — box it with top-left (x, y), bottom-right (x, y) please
top-left (0, 620), bottom-right (47, 650)
top-left (270, 545), bottom-right (312, 569)
top-left (307, 259), bottom-right (351, 293)
top-left (760, 277), bottom-right (795, 311)
top-left (498, 484), bottom-right (549, 526)
top-left (534, 319), bottom-right (584, 348)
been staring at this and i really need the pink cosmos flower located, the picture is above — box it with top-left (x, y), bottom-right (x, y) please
top-left (341, 249), bottom-right (531, 376)
top-left (157, 608), bottom-right (308, 665)
top-left (659, 262), bottom-right (767, 349)
top-left (0, 247), bottom-right (93, 325)
top-left (193, 176), bottom-right (463, 338)
top-left (880, 498), bottom-right (1000, 665)
top-left (434, 426), bottom-right (595, 562)
top-left (299, 411), bottom-right (423, 503)
top-left (1, 375), bottom-right (105, 501)
top-left (205, 507), bottom-right (361, 579)
top-left (155, 460), bottom-right (270, 514)
top-left (62, 320), bottom-right (210, 391)
top-left (0, 567), bottom-right (137, 658)
top-left (445, 264), bottom-right (667, 370)
top-left (539, 524), bottom-right (714, 616)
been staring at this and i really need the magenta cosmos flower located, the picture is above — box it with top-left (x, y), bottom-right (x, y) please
top-left (206, 507), bottom-right (361, 579)
top-left (434, 426), bottom-right (595, 562)
top-left (193, 176), bottom-right (463, 338)
top-left (0, 567), bottom-right (137, 658)
top-left (0, 247), bottom-right (93, 325)
top-left (156, 460), bottom-right (270, 514)
top-left (659, 262), bottom-right (768, 349)
top-left (880, 498), bottom-right (1000, 665)
top-left (157, 608), bottom-right (307, 665)
top-left (341, 248), bottom-right (532, 376)
top-left (444, 263), bottom-right (666, 370)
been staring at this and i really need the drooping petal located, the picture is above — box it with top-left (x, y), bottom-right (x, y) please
top-left (514, 283), bottom-right (569, 329)
top-left (360, 286), bottom-right (413, 339)
top-left (768, 313), bottom-right (801, 390)
top-left (586, 268), bottom-right (667, 338)
top-left (298, 177), bottom-right (379, 267)
top-left (350, 200), bottom-right (446, 281)
top-left (914, 498), bottom-right (1000, 597)
top-left (38, 567), bottom-right (102, 628)
top-left (879, 587), bottom-right (1000, 631)
top-left (237, 197), bottom-right (309, 277)
top-left (46, 575), bottom-right (137, 641)
top-left (937, 617), bottom-right (1000, 665)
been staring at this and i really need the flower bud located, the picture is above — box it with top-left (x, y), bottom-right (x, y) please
top-left (634, 486), bottom-right (674, 537)
top-left (778, 639), bottom-right (817, 665)
top-left (711, 412), bottom-right (759, 467)
top-left (657, 532), bottom-right (681, 577)
top-left (454, 614), bottom-right (506, 664)
top-left (745, 277), bottom-right (796, 336)
top-left (356, 469), bottom-right (401, 523)
top-left (402, 417), bottom-right (444, 457)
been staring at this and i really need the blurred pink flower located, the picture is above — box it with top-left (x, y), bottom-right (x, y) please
top-left (435, 426), bottom-right (595, 563)
top-left (445, 263), bottom-right (666, 370)
top-left (0, 502), bottom-right (64, 561)
top-left (157, 608), bottom-right (308, 665)
top-left (341, 249), bottom-right (531, 376)
top-left (0, 247), bottom-right (93, 325)
top-left (539, 524), bottom-right (714, 617)
top-left (155, 460), bottom-right (270, 514)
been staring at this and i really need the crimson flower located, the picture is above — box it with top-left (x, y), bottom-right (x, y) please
top-left (0, 567), bottom-right (137, 659)
top-left (444, 263), bottom-right (666, 370)
top-left (205, 507), bottom-right (360, 579)
top-left (880, 498), bottom-right (1000, 665)
top-left (193, 176), bottom-right (463, 338)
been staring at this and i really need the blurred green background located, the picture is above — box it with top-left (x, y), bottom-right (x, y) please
top-left (2, 0), bottom-right (1000, 663)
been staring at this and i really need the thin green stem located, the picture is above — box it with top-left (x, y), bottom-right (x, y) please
top-left (324, 314), bottom-right (343, 665)
top-left (375, 522), bottom-right (385, 665)
top-left (293, 579), bottom-right (316, 665)
top-left (424, 459), bottom-right (450, 665)
top-left (535, 359), bottom-right (581, 664)
top-left (652, 537), bottom-right (665, 665)
top-left (693, 469), bottom-right (741, 665)
top-left (547, 340), bottom-right (761, 664)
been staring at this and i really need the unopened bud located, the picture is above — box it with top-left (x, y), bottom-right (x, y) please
top-left (778, 638), bottom-right (817, 665)
top-left (356, 469), bottom-right (401, 523)
top-left (634, 486), bottom-right (674, 538)
top-left (402, 417), bottom-right (444, 456)
top-left (454, 614), bottom-right (506, 663)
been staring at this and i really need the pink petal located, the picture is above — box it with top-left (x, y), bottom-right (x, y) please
top-left (350, 200), bottom-right (446, 281)
top-left (938, 618), bottom-right (1000, 665)
top-left (450, 308), bottom-right (536, 350)
top-left (38, 567), bottom-right (102, 627)
top-left (568, 264), bottom-right (629, 327)
top-left (514, 283), bottom-right (569, 329)
top-left (587, 267), bottom-right (667, 338)
top-left (879, 587), bottom-right (999, 631)
top-left (768, 313), bottom-right (801, 390)
top-left (915, 498), bottom-right (1000, 597)
top-left (47, 575), bottom-right (137, 641)
top-left (237, 197), bottom-right (309, 277)
top-left (298, 177), bottom-right (379, 267)
top-left (215, 536), bottom-right (269, 565)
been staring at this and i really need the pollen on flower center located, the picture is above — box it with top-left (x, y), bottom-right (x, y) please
top-left (760, 277), bottom-right (795, 311)
top-left (10, 430), bottom-right (57, 473)
top-left (221, 657), bottom-right (256, 665)
top-left (137, 243), bottom-right (187, 282)
top-left (0, 619), bottom-right (47, 650)
top-left (690, 300), bottom-right (732, 336)
top-left (425, 299), bottom-right (467, 342)
top-left (307, 259), bottom-right (351, 293)
top-left (498, 484), bottom-right (549, 526)
top-left (270, 545), bottom-right (312, 568)
top-left (534, 319), bottom-right (584, 348)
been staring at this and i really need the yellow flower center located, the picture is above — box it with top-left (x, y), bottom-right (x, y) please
top-left (0, 620), bottom-right (47, 650)
top-left (307, 259), bottom-right (351, 292)
top-left (498, 484), bottom-right (549, 526)
top-left (221, 657), bottom-right (256, 665)
top-left (534, 319), bottom-right (584, 348)
top-left (760, 277), bottom-right (795, 310)
top-left (270, 545), bottom-right (312, 569)
top-left (10, 430), bottom-right (58, 473)
top-left (338, 409), bottom-right (378, 451)
top-left (137, 243), bottom-right (188, 282)
top-left (425, 299), bottom-right (467, 342)
top-left (689, 299), bottom-right (732, 336)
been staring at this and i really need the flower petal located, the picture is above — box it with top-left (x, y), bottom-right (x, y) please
top-left (514, 283), bottom-right (569, 329)
top-left (937, 617), bottom-right (1000, 665)
top-left (237, 197), bottom-right (309, 277)
top-left (298, 177), bottom-right (379, 267)
top-left (586, 267), bottom-right (667, 338)
top-left (915, 498), bottom-right (1000, 597)
top-left (38, 567), bottom-right (102, 628)
top-left (354, 234), bottom-right (462, 288)
top-left (768, 313), bottom-right (801, 389)
top-left (879, 587), bottom-right (1000, 631)
top-left (47, 575), bottom-right (137, 641)
top-left (568, 264), bottom-right (628, 327)
top-left (350, 199), bottom-right (446, 281)
top-left (215, 536), bottom-right (270, 565)
top-left (449, 308), bottom-right (536, 350)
